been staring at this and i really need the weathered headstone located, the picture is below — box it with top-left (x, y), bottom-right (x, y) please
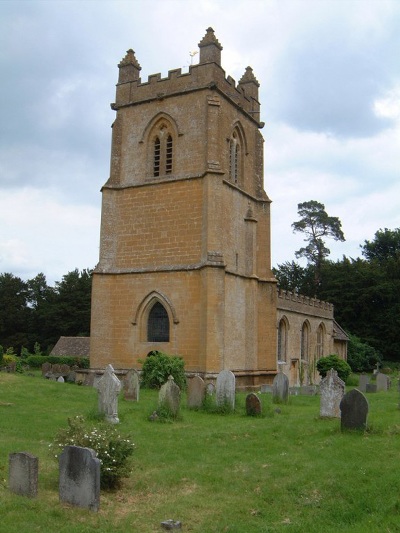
top-left (319, 369), bottom-right (345, 418)
top-left (260, 384), bottom-right (272, 393)
top-left (66, 371), bottom-right (76, 383)
top-left (159, 375), bottom-right (181, 416)
top-left (57, 376), bottom-right (65, 383)
top-left (41, 362), bottom-right (52, 376)
top-left (216, 370), bottom-right (235, 410)
top-left (52, 363), bottom-right (61, 376)
top-left (187, 376), bottom-right (206, 408)
top-left (300, 385), bottom-right (318, 396)
top-left (84, 372), bottom-right (96, 387)
top-left (59, 446), bottom-right (100, 512)
top-left (206, 382), bottom-right (215, 395)
top-left (124, 369), bottom-right (140, 401)
top-left (272, 372), bottom-right (289, 404)
top-left (9, 452), bottom-right (38, 498)
top-left (246, 393), bottom-right (262, 416)
top-left (340, 389), bottom-right (369, 431)
top-left (95, 364), bottom-right (122, 423)
top-left (376, 372), bottom-right (390, 392)
top-left (358, 374), bottom-right (369, 393)
top-left (366, 383), bottom-right (377, 393)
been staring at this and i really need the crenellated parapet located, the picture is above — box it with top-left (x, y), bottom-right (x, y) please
top-left (277, 288), bottom-right (334, 318)
top-left (113, 28), bottom-right (261, 126)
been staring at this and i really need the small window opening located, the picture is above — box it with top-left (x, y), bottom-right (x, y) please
top-left (147, 302), bottom-right (170, 342)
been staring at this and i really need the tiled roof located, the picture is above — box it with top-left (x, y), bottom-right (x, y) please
top-left (50, 336), bottom-right (90, 357)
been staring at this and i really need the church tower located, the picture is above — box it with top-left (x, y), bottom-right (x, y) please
top-left (90, 28), bottom-right (278, 387)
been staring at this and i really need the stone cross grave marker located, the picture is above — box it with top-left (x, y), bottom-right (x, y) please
top-left (216, 370), bottom-right (235, 411)
top-left (159, 375), bottom-right (181, 417)
top-left (246, 393), bottom-right (262, 416)
top-left (95, 364), bottom-right (122, 423)
top-left (124, 369), bottom-right (140, 401)
top-left (9, 452), bottom-right (38, 498)
top-left (358, 374), bottom-right (369, 393)
top-left (272, 372), bottom-right (289, 404)
top-left (187, 375), bottom-right (206, 409)
top-left (59, 445), bottom-right (100, 512)
top-left (319, 369), bottom-right (345, 418)
top-left (340, 389), bottom-right (369, 431)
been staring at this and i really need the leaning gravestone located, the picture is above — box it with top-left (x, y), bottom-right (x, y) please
top-left (376, 372), bottom-right (390, 392)
top-left (95, 364), bottom-right (122, 424)
top-left (246, 393), bottom-right (262, 416)
top-left (272, 372), bottom-right (289, 404)
top-left (358, 374), bottom-right (369, 393)
top-left (319, 369), bottom-right (345, 418)
top-left (216, 370), bottom-right (235, 410)
top-left (340, 389), bottom-right (369, 431)
top-left (187, 376), bottom-right (206, 409)
top-left (366, 383), bottom-right (377, 393)
top-left (59, 446), bottom-right (100, 512)
top-left (9, 452), bottom-right (38, 498)
top-left (124, 369), bottom-right (140, 401)
top-left (159, 375), bottom-right (181, 417)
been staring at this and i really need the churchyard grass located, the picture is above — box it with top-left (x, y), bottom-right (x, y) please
top-left (1, 372), bottom-right (399, 532)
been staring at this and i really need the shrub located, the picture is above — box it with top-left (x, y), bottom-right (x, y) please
top-left (347, 334), bottom-right (382, 373)
top-left (25, 355), bottom-right (90, 369)
top-left (316, 354), bottom-right (352, 382)
top-left (139, 351), bottom-right (186, 390)
top-left (50, 415), bottom-right (134, 490)
top-left (0, 345), bottom-right (3, 367)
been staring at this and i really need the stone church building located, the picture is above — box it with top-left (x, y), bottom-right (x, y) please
top-left (89, 28), bottom-right (348, 389)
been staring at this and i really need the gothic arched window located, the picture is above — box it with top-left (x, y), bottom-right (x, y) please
top-left (316, 324), bottom-right (324, 359)
top-left (301, 322), bottom-right (310, 361)
top-left (152, 124), bottom-right (173, 177)
top-left (278, 318), bottom-right (288, 362)
top-left (147, 302), bottom-right (170, 342)
top-left (229, 131), bottom-right (241, 184)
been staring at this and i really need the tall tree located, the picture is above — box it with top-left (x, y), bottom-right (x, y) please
top-left (0, 273), bottom-right (31, 351)
top-left (292, 200), bottom-right (345, 291)
top-left (361, 227), bottom-right (400, 263)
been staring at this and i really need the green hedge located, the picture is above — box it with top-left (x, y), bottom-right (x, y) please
top-left (25, 355), bottom-right (90, 369)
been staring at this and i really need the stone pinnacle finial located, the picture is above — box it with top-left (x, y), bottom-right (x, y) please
top-left (238, 66), bottom-right (260, 87)
top-left (118, 49), bottom-right (142, 70)
top-left (198, 27), bottom-right (223, 65)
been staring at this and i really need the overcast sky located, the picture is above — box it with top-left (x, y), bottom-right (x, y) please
top-left (1, 0), bottom-right (399, 285)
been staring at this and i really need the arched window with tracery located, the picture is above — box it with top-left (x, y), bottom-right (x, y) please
top-left (301, 322), bottom-right (310, 361)
top-left (229, 129), bottom-right (243, 185)
top-left (278, 318), bottom-right (288, 361)
top-left (152, 123), bottom-right (173, 177)
top-left (147, 301), bottom-right (170, 342)
top-left (316, 324), bottom-right (324, 359)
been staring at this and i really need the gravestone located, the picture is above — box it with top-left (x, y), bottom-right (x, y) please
top-left (59, 446), bottom-right (100, 512)
top-left (206, 382), bottom-right (215, 395)
top-left (57, 376), bottom-right (65, 383)
top-left (216, 370), bottom-right (235, 410)
top-left (41, 362), bottom-right (52, 376)
top-left (376, 372), bottom-right (390, 392)
top-left (246, 393), bottom-right (262, 416)
top-left (300, 385), bottom-right (318, 396)
top-left (358, 374), bottom-right (369, 393)
top-left (272, 372), bottom-right (289, 404)
top-left (52, 364), bottom-right (61, 376)
top-left (319, 369), bottom-right (345, 418)
top-left (366, 383), bottom-right (377, 393)
top-left (84, 372), bottom-right (95, 387)
top-left (95, 364), bottom-right (122, 423)
top-left (187, 376), bottom-right (206, 409)
top-left (66, 371), bottom-right (76, 383)
top-left (340, 389), bottom-right (369, 431)
top-left (124, 369), bottom-right (140, 401)
top-left (159, 375), bottom-right (181, 416)
top-left (260, 384), bottom-right (272, 393)
top-left (9, 452), bottom-right (38, 498)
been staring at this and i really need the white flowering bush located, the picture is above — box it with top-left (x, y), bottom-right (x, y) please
top-left (50, 415), bottom-right (134, 489)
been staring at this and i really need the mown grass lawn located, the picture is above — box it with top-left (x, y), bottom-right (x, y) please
top-left (0, 371), bottom-right (399, 533)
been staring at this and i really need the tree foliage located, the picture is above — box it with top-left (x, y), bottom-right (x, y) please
top-left (139, 351), bottom-right (186, 390)
top-left (292, 200), bottom-right (345, 291)
top-left (0, 269), bottom-right (92, 355)
top-left (316, 354), bottom-right (352, 382)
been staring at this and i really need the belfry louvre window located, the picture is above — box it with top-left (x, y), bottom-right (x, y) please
top-left (152, 126), bottom-right (173, 177)
top-left (229, 131), bottom-right (241, 184)
top-left (147, 302), bottom-right (170, 342)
